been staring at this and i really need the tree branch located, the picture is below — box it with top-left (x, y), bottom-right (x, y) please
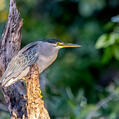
top-left (26, 64), bottom-right (50, 119)
top-left (0, 0), bottom-right (50, 118)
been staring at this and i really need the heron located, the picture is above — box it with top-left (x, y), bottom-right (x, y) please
top-left (0, 39), bottom-right (80, 87)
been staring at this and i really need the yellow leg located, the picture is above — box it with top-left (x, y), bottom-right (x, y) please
top-left (22, 77), bottom-right (27, 86)
top-left (22, 77), bottom-right (26, 81)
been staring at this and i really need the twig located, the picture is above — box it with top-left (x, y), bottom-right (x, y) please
top-left (86, 93), bottom-right (116, 119)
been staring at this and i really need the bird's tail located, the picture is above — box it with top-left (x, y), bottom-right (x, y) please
top-left (0, 77), bottom-right (16, 87)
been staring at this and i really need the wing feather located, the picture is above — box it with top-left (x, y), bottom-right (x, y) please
top-left (1, 41), bottom-right (40, 82)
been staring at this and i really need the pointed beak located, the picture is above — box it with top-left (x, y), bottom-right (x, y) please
top-left (60, 43), bottom-right (81, 48)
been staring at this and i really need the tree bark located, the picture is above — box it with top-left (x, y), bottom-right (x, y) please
top-left (0, 0), bottom-right (50, 119)
top-left (26, 64), bottom-right (50, 119)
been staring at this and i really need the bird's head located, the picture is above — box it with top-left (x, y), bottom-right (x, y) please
top-left (42, 38), bottom-right (81, 49)
top-left (36, 38), bottom-right (81, 74)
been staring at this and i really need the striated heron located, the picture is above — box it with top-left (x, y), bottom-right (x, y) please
top-left (0, 39), bottom-right (80, 87)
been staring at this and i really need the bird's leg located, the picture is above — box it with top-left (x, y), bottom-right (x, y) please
top-left (22, 77), bottom-right (27, 86)
top-left (22, 77), bottom-right (26, 81)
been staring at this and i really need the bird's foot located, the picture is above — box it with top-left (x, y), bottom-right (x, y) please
top-left (22, 77), bottom-right (27, 86)
top-left (22, 77), bottom-right (26, 81)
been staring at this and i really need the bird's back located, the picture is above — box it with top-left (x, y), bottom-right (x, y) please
top-left (0, 41), bottom-right (40, 85)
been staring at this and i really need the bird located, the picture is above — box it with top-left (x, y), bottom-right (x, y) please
top-left (0, 39), bottom-right (80, 87)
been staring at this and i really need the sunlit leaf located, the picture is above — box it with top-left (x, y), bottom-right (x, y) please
top-left (96, 33), bottom-right (119, 49)
top-left (0, 11), bottom-right (8, 22)
top-left (101, 47), bottom-right (113, 64)
top-left (96, 34), bottom-right (109, 49)
top-left (114, 45), bottom-right (119, 60)
top-left (0, 0), bottom-right (6, 11)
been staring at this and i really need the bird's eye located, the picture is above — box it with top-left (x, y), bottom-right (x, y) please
top-left (56, 42), bottom-right (63, 46)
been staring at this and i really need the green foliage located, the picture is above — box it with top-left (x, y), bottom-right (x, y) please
top-left (96, 33), bottom-right (119, 62)
top-left (79, 0), bottom-right (105, 17)
top-left (96, 34), bottom-right (115, 49)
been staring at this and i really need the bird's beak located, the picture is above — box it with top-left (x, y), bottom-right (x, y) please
top-left (60, 43), bottom-right (81, 48)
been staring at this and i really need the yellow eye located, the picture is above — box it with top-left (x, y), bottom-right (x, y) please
top-left (56, 42), bottom-right (63, 46)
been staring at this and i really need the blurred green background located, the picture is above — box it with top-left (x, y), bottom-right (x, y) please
top-left (1, 0), bottom-right (119, 119)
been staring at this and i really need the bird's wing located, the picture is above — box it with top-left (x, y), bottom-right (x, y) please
top-left (1, 42), bottom-right (40, 81)
top-left (19, 41), bottom-right (40, 54)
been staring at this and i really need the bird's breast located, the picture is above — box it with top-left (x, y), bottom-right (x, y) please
top-left (37, 51), bottom-right (58, 73)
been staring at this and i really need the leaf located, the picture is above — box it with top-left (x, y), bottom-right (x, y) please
top-left (96, 34), bottom-right (108, 49)
top-left (95, 33), bottom-right (118, 49)
top-left (114, 45), bottom-right (119, 60)
top-left (102, 47), bottom-right (113, 64)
